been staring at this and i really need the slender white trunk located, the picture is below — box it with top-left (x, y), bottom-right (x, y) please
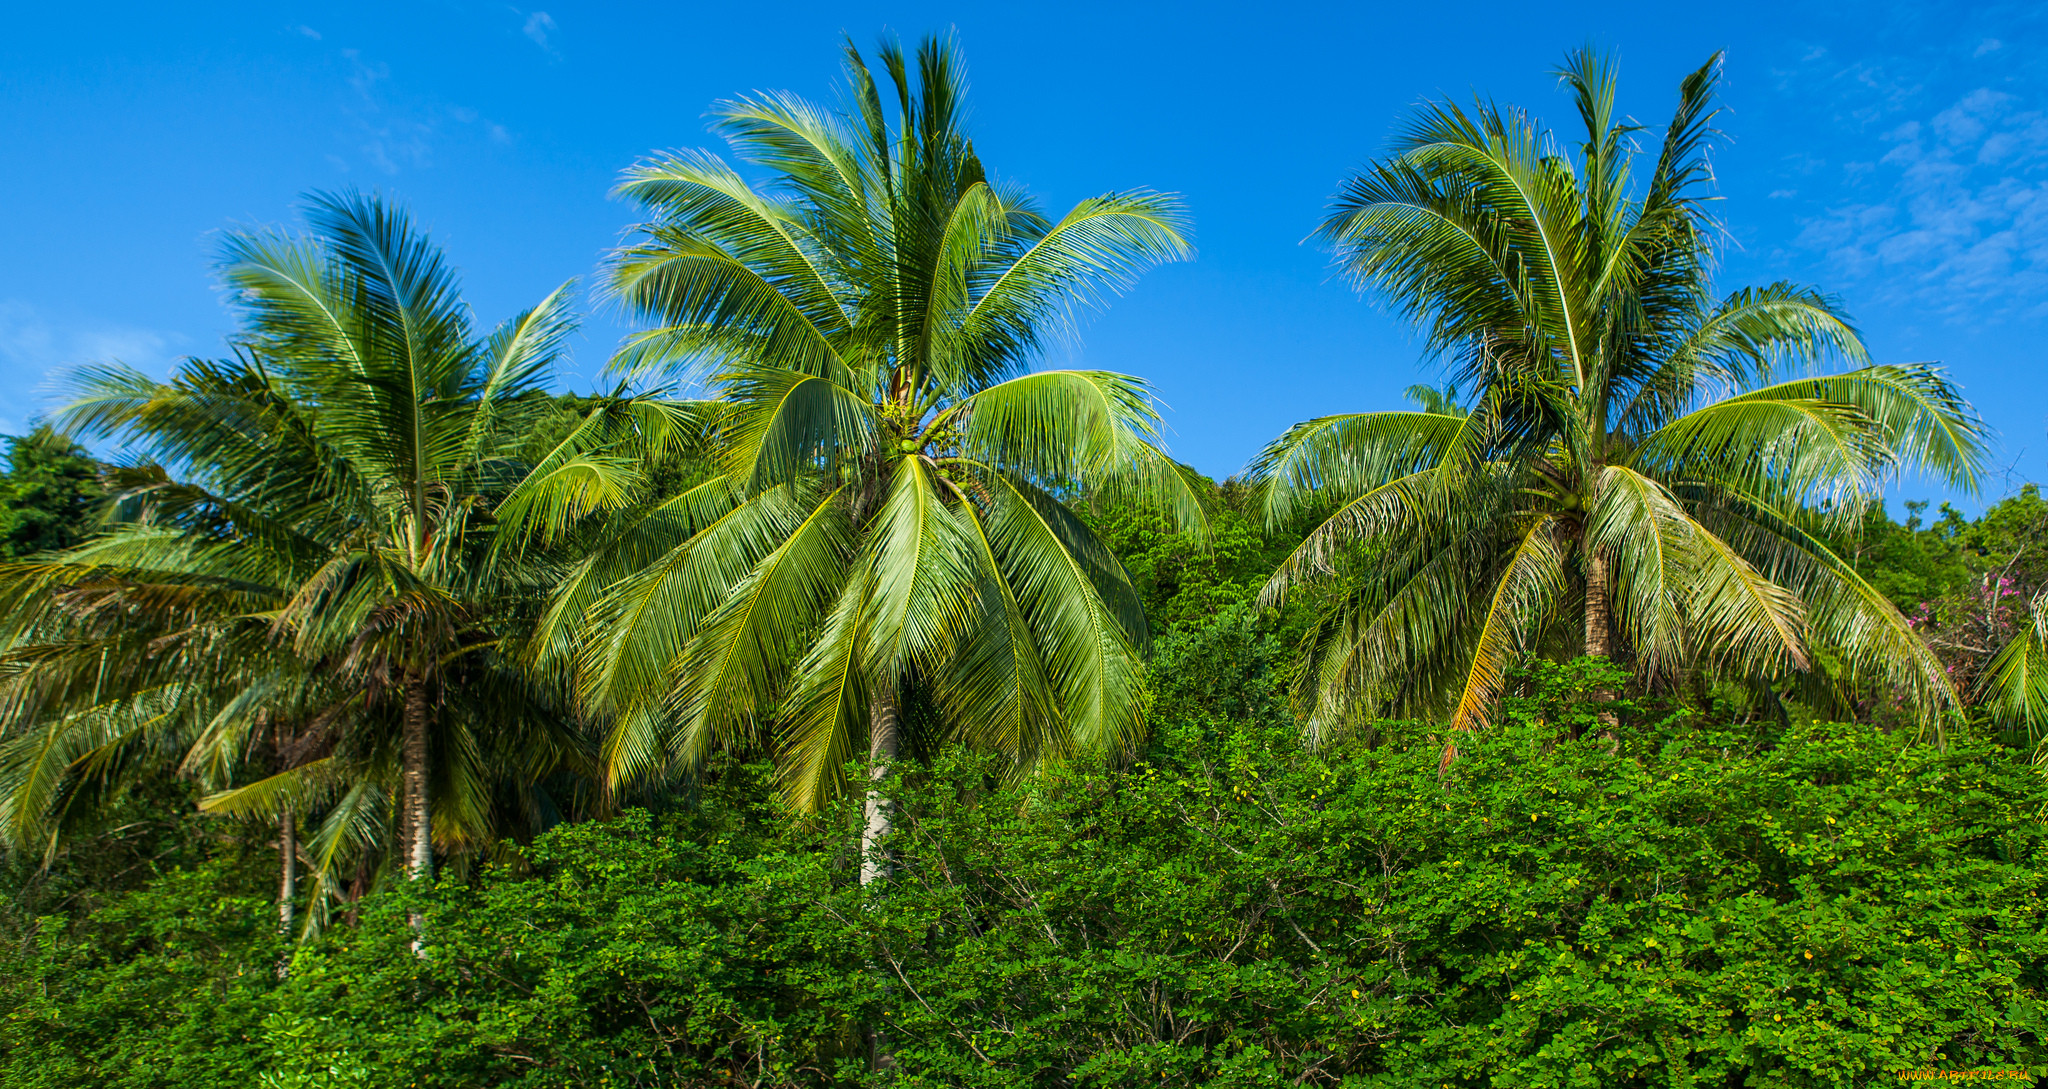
top-left (402, 675), bottom-right (432, 956)
top-left (860, 683), bottom-right (901, 889)
top-left (860, 681), bottom-right (902, 1075)
top-left (277, 810), bottom-right (298, 978)
top-left (278, 810), bottom-right (298, 930)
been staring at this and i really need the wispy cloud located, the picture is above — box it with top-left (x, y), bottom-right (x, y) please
top-left (1763, 15), bottom-right (2048, 324)
top-left (337, 49), bottom-right (429, 174)
top-left (522, 11), bottom-right (557, 52)
top-left (1772, 47), bottom-right (1926, 129)
top-left (0, 301), bottom-right (179, 434)
top-left (1794, 85), bottom-right (2048, 319)
top-left (449, 106), bottom-right (514, 147)
top-left (327, 48), bottom-right (516, 173)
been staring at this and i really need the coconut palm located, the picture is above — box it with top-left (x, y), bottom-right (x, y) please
top-left (0, 483), bottom-right (314, 857)
top-left (1253, 50), bottom-right (1987, 741)
top-left (1977, 592), bottom-right (2048, 762)
top-left (564, 35), bottom-right (1204, 880)
top-left (0, 530), bottom-right (372, 928)
top-left (0, 192), bottom-right (600, 900)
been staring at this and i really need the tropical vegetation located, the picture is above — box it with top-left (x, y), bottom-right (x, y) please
top-left (0, 193), bottom-right (601, 921)
top-left (1253, 49), bottom-right (1986, 744)
top-left (560, 38), bottom-right (1205, 894)
top-left (0, 36), bottom-right (2043, 1088)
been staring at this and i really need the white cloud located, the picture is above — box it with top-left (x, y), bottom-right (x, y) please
top-left (1782, 150), bottom-right (1827, 176)
top-left (332, 49), bottom-right (436, 174)
top-left (0, 303), bottom-right (56, 368)
top-left (1930, 88), bottom-right (2011, 145)
top-left (321, 49), bottom-right (515, 174)
top-left (0, 301), bottom-right (178, 434)
top-left (359, 122), bottom-right (433, 175)
top-left (1796, 86), bottom-right (2048, 319)
top-left (295, 25), bottom-right (322, 40)
top-left (523, 12), bottom-right (556, 51)
top-left (448, 105), bottom-right (514, 147)
top-left (343, 48), bottom-right (387, 98)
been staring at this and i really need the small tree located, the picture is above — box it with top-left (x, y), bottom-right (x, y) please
top-left (0, 426), bottom-right (104, 558)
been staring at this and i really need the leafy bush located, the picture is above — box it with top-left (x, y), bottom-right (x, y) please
top-left (0, 425), bottom-right (104, 558)
top-left (4, 646), bottom-right (2042, 1087)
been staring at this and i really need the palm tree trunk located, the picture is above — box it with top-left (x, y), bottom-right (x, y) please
top-left (276, 810), bottom-right (297, 978)
top-left (342, 861), bottom-right (370, 927)
top-left (860, 682), bottom-right (901, 889)
top-left (401, 674), bottom-right (433, 880)
top-left (401, 673), bottom-right (434, 955)
top-left (1583, 545), bottom-right (1620, 733)
top-left (853, 456), bottom-right (898, 891)
top-left (860, 680), bottom-right (902, 1076)
top-left (1583, 548), bottom-right (1613, 660)
top-left (278, 810), bottom-right (298, 931)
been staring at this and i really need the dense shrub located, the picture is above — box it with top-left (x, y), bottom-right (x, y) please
top-left (0, 425), bottom-right (104, 558)
top-left (4, 644), bottom-right (2043, 1087)
top-left (1, 836), bottom-right (283, 1087)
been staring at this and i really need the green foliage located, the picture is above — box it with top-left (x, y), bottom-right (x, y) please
top-left (5, 644), bottom-right (2041, 1087)
top-left (1832, 499), bottom-right (1973, 614)
top-left (575, 35), bottom-right (1203, 810)
top-left (1261, 47), bottom-right (1989, 737)
top-left (0, 191), bottom-right (616, 898)
top-left (1826, 489), bottom-right (2048, 618)
top-left (1, 851), bottom-right (282, 1088)
top-left (3, 38), bottom-right (2046, 1089)
top-left (1820, 488), bottom-right (2048, 627)
top-left (1926, 485), bottom-right (2048, 750)
top-left (1827, 487), bottom-right (2048, 746)
top-left (1956, 486), bottom-right (2048, 581)
top-left (0, 425), bottom-right (104, 558)
top-left (1085, 484), bottom-right (1295, 637)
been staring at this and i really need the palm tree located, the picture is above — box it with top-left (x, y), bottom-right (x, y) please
top-left (0, 193), bottom-right (599, 904)
top-left (561, 35), bottom-right (1205, 884)
top-left (1253, 50), bottom-right (1987, 742)
top-left (1976, 592), bottom-right (2048, 762)
top-left (0, 490), bottom-right (311, 857)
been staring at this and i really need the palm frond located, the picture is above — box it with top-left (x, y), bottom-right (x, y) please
top-left (1250, 410), bottom-right (1468, 528)
top-left (1448, 515), bottom-right (1567, 730)
top-left (1979, 594), bottom-right (2048, 759)
top-left (663, 486), bottom-right (851, 772)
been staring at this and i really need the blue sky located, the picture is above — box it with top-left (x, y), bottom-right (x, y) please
top-left (4, 1), bottom-right (2044, 510)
